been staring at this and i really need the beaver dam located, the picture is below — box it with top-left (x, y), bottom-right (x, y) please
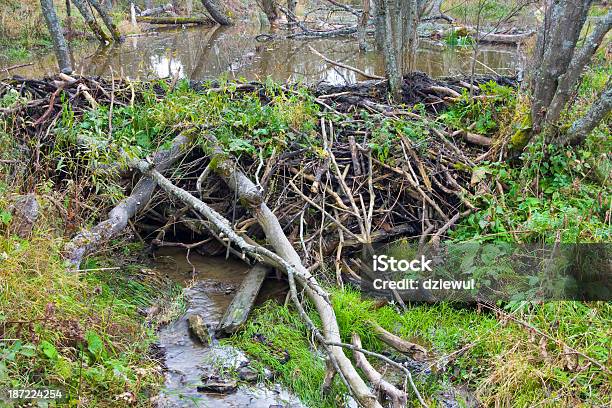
top-left (0, 66), bottom-right (609, 408)
top-left (1, 71), bottom-right (501, 405)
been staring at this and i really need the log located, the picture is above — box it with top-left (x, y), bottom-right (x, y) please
top-left (64, 135), bottom-right (191, 268)
top-left (216, 264), bottom-right (270, 336)
top-left (205, 140), bottom-right (381, 408)
top-left (136, 16), bottom-right (213, 25)
top-left (132, 136), bottom-right (379, 407)
top-left (200, 0), bottom-right (231, 25)
top-left (352, 333), bottom-right (408, 408)
top-left (478, 31), bottom-right (535, 44)
top-left (370, 321), bottom-right (427, 361)
top-left (139, 4), bottom-right (174, 17)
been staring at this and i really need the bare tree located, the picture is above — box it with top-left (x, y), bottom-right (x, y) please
top-left (258, 0), bottom-right (280, 26)
top-left (40, 0), bottom-right (72, 73)
top-left (530, 1), bottom-right (611, 144)
top-left (71, 0), bottom-right (112, 43)
top-left (358, 0), bottom-right (370, 51)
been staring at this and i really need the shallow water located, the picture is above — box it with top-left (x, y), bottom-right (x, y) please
top-left (153, 247), bottom-right (301, 408)
top-left (11, 23), bottom-right (519, 84)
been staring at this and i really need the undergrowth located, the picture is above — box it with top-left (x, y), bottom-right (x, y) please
top-left (228, 289), bottom-right (611, 407)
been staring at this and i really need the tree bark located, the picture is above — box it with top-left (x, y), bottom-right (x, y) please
top-left (358, 0), bottom-right (370, 51)
top-left (546, 10), bottom-right (612, 126)
top-left (201, 140), bottom-right (382, 408)
top-left (352, 333), bottom-right (408, 408)
top-left (560, 82), bottom-right (611, 146)
top-left (71, 0), bottom-right (112, 43)
top-left (87, 0), bottom-right (124, 42)
top-left (259, 0), bottom-right (280, 26)
top-left (216, 264), bottom-right (270, 336)
top-left (531, 1), bottom-right (593, 133)
top-left (136, 16), bottom-right (212, 24)
top-left (64, 135), bottom-right (190, 268)
top-left (40, 0), bottom-right (73, 73)
top-left (200, 0), bottom-right (231, 25)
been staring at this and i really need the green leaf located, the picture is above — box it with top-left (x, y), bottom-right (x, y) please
top-left (40, 340), bottom-right (59, 361)
top-left (85, 330), bottom-right (105, 359)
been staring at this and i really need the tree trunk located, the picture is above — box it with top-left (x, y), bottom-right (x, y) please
top-left (65, 135), bottom-right (190, 268)
top-left (200, 0), bottom-right (231, 25)
top-left (40, 0), bottom-right (73, 73)
top-left (71, 0), bottom-right (112, 43)
top-left (379, 0), bottom-right (420, 99)
top-left (545, 10), bottom-right (612, 126)
top-left (287, 0), bottom-right (297, 26)
top-left (530, 0), bottom-right (593, 133)
top-left (87, 0), bottom-right (123, 42)
top-left (560, 82), bottom-right (611, 146)
top-left (358, 0), bottom-right (370, 51)
top-left (260, 0), bottom-right (280, 26)
top-left (198, 140), bottom-right (382, 408)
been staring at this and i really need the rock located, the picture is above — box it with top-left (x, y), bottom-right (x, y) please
top-left (9, 194), bottom-right (39, 238)
top-left (237, 365), bottom-right (259, 382)
top-left (197, 377), bottom-right (237, 394)
top-left (188, 314), bottom-right (211, 345)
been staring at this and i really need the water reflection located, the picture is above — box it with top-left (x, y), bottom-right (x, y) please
top-left (15, 23), bottom-right (519, 83)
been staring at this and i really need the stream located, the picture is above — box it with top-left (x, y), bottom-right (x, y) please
top-left (10, 22), bottom-right (520, 84)
top-left (153, 248), bottom-right (302, 408)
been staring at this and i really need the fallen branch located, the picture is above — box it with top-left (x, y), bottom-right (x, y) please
top-left (136, 16), bottom-right (213, 25)
top-left (216, 264), bottom-right (270, 336)
top-left (308, 45), bottom-right (384, 80)
top-left (64, 135), bottom-right (191, 268)
top-left (370, 321), bottom-right (428, 361)
top-left (352, 333), bottom-right (408, 408)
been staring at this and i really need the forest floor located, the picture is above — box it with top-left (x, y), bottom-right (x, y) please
top-left (0, 39), bottom-right (610, 406)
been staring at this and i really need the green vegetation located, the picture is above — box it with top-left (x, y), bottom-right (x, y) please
top-left (228, 290), bottom-right (612, 407)
top-left (0, 229), bottom-right (182, 406)
top-left (0, 37), bottom-right (609, 406)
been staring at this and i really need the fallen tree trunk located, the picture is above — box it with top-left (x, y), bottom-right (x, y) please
top-left (200, 0), bottom-right (232, 25)
top-left (205, 138), bottom-right (382, 408)
top-left (370, 321), bottom-right (427, 361)
top-left (139, 4), bottom-right (174, 17)
top-left (352, 333), bottom-right (408, 408)
top-left (136, 16), bottom-right (213, 25)
top-left (64, 135), bottom-right (191, 268)
top-left (477, 31), bottom-right (535, 44)
top-left (216, 264), bottom-right (270, 336)
top-left (129, 136), bottom-right (381, 407)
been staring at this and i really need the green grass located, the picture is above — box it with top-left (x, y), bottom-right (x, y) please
top-left (0, 230), bottom-right (173, 406)
top-left (227, 289), bottom-right (612, 407)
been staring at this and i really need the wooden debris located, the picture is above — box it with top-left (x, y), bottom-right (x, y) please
top-left (216, 264), bottom-right (270, 336)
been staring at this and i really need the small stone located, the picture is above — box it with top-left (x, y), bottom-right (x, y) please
top-left (237, 366), bottom-right (259, 382)
top-left (197, 378), bottom-right (237, 394)
top-left (188, 314), bottom-right (211, 345)
top-left (9, 194), bottom-right (39, 238)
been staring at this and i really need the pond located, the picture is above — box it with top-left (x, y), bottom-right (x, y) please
top-left (11, 22), bottom-right (521, 84)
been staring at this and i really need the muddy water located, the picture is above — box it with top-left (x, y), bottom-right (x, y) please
top-left (12, 23), bottom-right (519, 84)
top-left (153, 247), bottom-right (302, 408)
